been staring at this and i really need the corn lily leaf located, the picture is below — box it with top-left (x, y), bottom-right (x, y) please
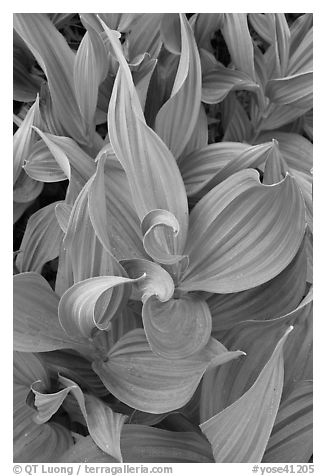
top-left (88, 149), bottom-right (146, 261)
top-left (306, 227), bottom-right (313, 283)
top-left (141, 209), bottom-right (188, 265)
top-left (13, 96), bottom-right (40, 185)
top-left (155, 14), bottom-right (202, 159)
top-left (55, 202), bottom-right (72, 234)
top-left (190, 13), bottom-right (224, 53)
top-left (13, 170), bottom-right (44, 203)
top-left (14, 199), bottom-right (34, 224)
top-left (288, 25), bottom-right (313, 76)
top-left (103, 22), bottom-right (189, 256)
top-left (263, 381), bottom-right (313, 463)
top-left (259, 101), bottom-right (312, 131)
top-left (201, 287), bottom-right (312, 423)
top-left (63, 174), bottom-right (118, 284)
top-left (249, 13), bottom-right (274, 44)
top-left (13, 272), bottom-right (91, 353)
top-left (32, 128), bottom-right (96, 203)
top-left (127, 14), bottom-right (163, 61)
top-left (13, 13), bottom-right (87, 146)
top-left (24, 139), bottom-right (67, 183)
top-left (207, 237), bottom-right (307, 336)
top-left (222, 92), bottom-right (254, 142)
top-left (263, 140), bottom-right (289, 184)
top-left (182, 103), bottom-right (208, 158)
top-left (120, 259), bottom-right (174, 302)
top-left (14, 352), bottom-right (73, 463)
top-left (221, 14), bottom-right (255, 80)
top-left (58, 275), bottom-right (145, 339)
top-left (180, 142), bottom-right (249, 197)
top-left (179, 169), bottom-right (305, 293)
top-left (142, 295), bottom-right (212, 359)
top-left (202, 66), bottom-right (259, 104)
top-left (270, 14), bottom-right (291, 78)
top-left (266, 71), bottom-right (313, 110)
top-left (59, 424), bottom-right (214, 463)
top-left (32, 375), bottom-right (127, 462)
top-left (16, 201), bottom-right (63, 273)
top-left (55, 244), bottom-right (74, 298)
top-left (200, 327), bottom-right (292, 462)
top-left (39, 350), bottom-right (108, 398)
top-left (93, 328), bottom-right (244, 414)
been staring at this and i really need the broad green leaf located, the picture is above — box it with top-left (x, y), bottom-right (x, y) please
top-left (13, 272), bottom-right (90, 353)
top-left (155, 14), bottom-right (202, 159)
top-left (200, 327), bottom-right (292, 462)
top-left (288, 26), bottom-right (313, 76)
top-left (201, 287), bottom-right (312, 423)
top-left (16, 201), bottom-right (63, 273)
top-left (180, 142), bottom-right (250, 197)
top-left (259, 101), bottom-right (312, 131)
top-left (14, 200), bottom-right (34, 224)
top-left (266, 71), bottom-right (313, 110)
top-left (263, 381), bottom-right (313, 463)
top-left (179, 169), bottom-right (305, 293)
top-left (63, 175), bottom-right (117, 284)
top-left (222, 92), bottom-right (254, 142)
top-left (103, 22), bottom-right (189, 255)
top-left (127, 14), bottom-right (163, 61)
top-left (202, 66), bottom-right (259, 104)
top-left (55, 202), bottom-right (72, 233)
top-left (13, 14), bottom-right (87, 146)
top-left (221, 14), bottom-right (255, 80)
top-left (58, 275), bottom-right (144, 339)
top-left (59, 436), bottom-right (118, 463)
top-left (208, 236), bottom-right (307, 336)
top-left (14, 352), bottom-right (73, 463)
top-left (142, 295), bottom-right (212, 359)
top-left (93, 328), bottom-right (244, 414)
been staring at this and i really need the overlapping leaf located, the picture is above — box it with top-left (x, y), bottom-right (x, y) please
top-left (179, 169), bottom-right (306, 293)
top-left (200, 327), bottom-right (292, 462)
top-left (93, 328), bottom-right (244, 414)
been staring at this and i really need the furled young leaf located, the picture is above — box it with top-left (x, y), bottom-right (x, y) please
top-left (55, 202), bottom-right (72, 233)
top-left (13, 272), bottom-right (91, 353)
top-left (32, 375), bottom-right (127, 462)
top-left (16, 201), bottom-right (63, 273)
top-left (271, 13), bottom-right (291, 78)
top-left (13, 14), bottom-right (88, 145)
top-left (142, 295), bottom-right (212, 359)
top-left (58, 274), bottom-right (145, 339)
top-left (263, 381), bottom-right (313, 462)
top-left (263, 140), bottom-right (288, 184)
top-left (14, 352), bottom-right (73, 463)
top-left (190, 13), bottom-right (224, 52)
top-left (93, 328), bottom-right (244, 414)
top-left (179, 169), bottom-right (306, 293)
top-left (13, 169), bottom-right (44, 204)
top-left (155, 14), bottom-right (202, 159)
top-left (249, 13), bottom-right (274, 44)
top-left (200, 327), bottom-right (292, 462)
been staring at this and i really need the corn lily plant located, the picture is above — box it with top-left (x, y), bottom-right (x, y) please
top-left (13, 13), bottom-right (312, 463)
